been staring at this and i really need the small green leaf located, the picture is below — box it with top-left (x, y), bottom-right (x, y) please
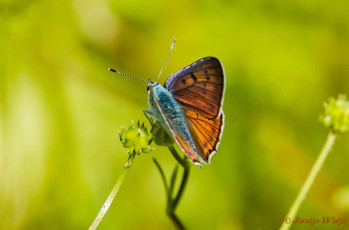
top-left (126, 125), bottom-right (138, 139)
top-left (118, 128), bottom-right (127, 143)
top-left (139, 135), bottom-right (149, 149)
top-left (142, 146), bottom-right (155, 153)
top-left (123, 138), bottom-right (134, 148)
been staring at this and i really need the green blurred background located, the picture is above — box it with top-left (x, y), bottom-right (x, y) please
top-left (1, 0), bottom-right (349, 229)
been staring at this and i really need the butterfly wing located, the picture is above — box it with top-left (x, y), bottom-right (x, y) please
top-left (165, 57), bottom-right (225, 163)
top-left (165, 57), bottom-right (224, 119)
top-left (186, 110), bottom-right (224, 163)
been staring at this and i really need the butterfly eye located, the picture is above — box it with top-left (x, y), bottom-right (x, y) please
top-left (147, 86), bottom-right (150, 91)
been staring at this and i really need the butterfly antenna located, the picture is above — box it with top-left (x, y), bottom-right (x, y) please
top-left (108, 68), bottom-right (148, 83)
top-left (156, 38), bottom-right (176, 82)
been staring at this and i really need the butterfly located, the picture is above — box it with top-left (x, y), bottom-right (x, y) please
top-left (109, 40), bottom-right (225, 166)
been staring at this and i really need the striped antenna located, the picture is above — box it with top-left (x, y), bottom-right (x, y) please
top-left (108, 68), bottom-right (148, 83)
top-left (156, 39), bottom-right (176, 82)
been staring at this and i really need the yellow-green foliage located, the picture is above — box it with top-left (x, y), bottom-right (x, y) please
top-left (1, 1), bottom-right (349, 229)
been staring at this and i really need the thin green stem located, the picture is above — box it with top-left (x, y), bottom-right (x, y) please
top-left (173, 157), bottom-right (190, 211)
top-left (169, 165), bottom-right (179, 198)
top-left (167, 212), bottom-right (186, 230)
top-left (280, 131), bottom-right (336, 230)
top-left (153, 158), bottom-right (169, 194)
top-left (167, 145), bottom-right (190, 230)
top-left (153, 145), bottom-right (191, 230)
top-left (89, 153), bottom-right (135, 230)
top-left (168, 145), bottom-right (187, 167)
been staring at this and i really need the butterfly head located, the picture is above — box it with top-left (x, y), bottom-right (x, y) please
top-left (147, 80), bottom-right (160, 92)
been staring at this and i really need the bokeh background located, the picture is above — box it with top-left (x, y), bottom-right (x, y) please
top-left (1, 0), bottom-right (349, 229)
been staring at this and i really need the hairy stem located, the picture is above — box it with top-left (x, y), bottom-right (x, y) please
top-left (280, 131), bottom-right (336, 230)
top-left (89, 153), bottom-right (135, 230)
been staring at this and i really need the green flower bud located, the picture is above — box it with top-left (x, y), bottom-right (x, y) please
top-left (118, 120), bottom-right (154, 155)
top-left (320, 95), bottom-right (349, 133)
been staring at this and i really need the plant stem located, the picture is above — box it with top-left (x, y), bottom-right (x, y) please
top-left (153, 158), bottom-right (169, 194)
top-left (167, 211), bottom-right (186, 230)
top-left (280, 131), bottom-right (336, 230)
top-left (168, 145), bottom-right (187, 168)
top-left (89, 153), bottom-right (135, 230)
top-left (167, 145), bottom-right (190, 230)
top-left (168, 146), bottom-right (190, 210)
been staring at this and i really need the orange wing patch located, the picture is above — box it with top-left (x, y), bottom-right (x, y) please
top-left (164, 57), bottom-right (225, 164)
top-left (186, 110), bottom-right (224, 163)
top-left (173, 134), bottom-right (201, 165)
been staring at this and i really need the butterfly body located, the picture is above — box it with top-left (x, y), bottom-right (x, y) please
top-left (146, 57), bottom-right (225, 166)
top-left (146, 82), bottom-right (204, 164)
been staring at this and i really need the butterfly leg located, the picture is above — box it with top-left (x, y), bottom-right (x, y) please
top-left (143, 109), bottom-right (154, 124)
top-left (144, 109), bottom-right (164, 127)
